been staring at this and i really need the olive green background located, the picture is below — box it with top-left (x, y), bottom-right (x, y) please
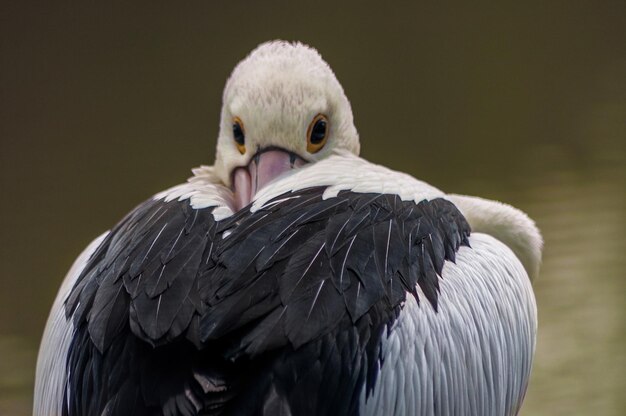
top-left (1, 1), bottom-right (625, 415)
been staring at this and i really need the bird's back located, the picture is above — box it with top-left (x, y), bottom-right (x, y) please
top-left (35, 175), bottom-right (538, 415)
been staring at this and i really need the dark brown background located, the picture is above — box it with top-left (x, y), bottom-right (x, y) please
top-left (1, 1), bottom-right (625, 414)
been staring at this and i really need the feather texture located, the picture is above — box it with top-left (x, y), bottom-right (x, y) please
top-left (361, 233), bottom-right (537, 416)
top-left (35, 40), bottom-right (540, 416)
top-left (61, 186), bottom-right (470, 415)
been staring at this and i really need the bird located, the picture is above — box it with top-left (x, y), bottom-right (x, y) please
top-left (34, 40), bottom-right (542, 416)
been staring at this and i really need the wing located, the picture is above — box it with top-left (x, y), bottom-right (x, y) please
top-left (38, 156), bottom-right (538, 416)
top-left (61, 193), bottom-right (229, 416)
top-left (195, 188), bottom-right (471, 415)
top-left (34, 166), bottom-right (235, 416)
top-left (55, 181), bottom-right (470, 416)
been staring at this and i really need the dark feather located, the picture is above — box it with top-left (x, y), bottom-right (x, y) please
top-left (63, 187), bottom-right (470, 415)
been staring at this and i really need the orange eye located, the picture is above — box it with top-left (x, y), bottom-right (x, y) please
top-left (306, 114), bottom-right (329, 153)
top-left (232, 117), bottom-right (246, 154)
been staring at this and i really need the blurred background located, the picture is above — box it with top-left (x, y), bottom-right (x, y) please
top-left (1, 1), bottom-right (624, 414)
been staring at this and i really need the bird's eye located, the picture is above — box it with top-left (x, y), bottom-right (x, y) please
top-left (306, 114), bottom-right (329, 153)
top-left (232, 117), bottom-right (246, 154)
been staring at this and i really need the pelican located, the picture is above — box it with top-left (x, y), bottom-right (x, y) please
top-left (34, 40), bottom-right (541, 416)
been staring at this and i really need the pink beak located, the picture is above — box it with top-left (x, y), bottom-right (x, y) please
top-left (232, 149), bottom-right (307, 211)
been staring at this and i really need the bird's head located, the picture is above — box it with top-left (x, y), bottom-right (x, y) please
top-left (214, 40), bottom-right (360, 210)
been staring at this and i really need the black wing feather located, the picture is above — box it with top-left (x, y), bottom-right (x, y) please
top-left (64, 187), bottom-right (470, 415)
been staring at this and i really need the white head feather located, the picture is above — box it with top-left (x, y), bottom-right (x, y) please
top-left (214, 41), bottom-right (360, 186)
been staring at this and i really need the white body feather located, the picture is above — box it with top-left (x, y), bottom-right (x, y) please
top-left (360, 233), bottom-right (537, 416)
top-left (34, 232), bottom-right (109, 416)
